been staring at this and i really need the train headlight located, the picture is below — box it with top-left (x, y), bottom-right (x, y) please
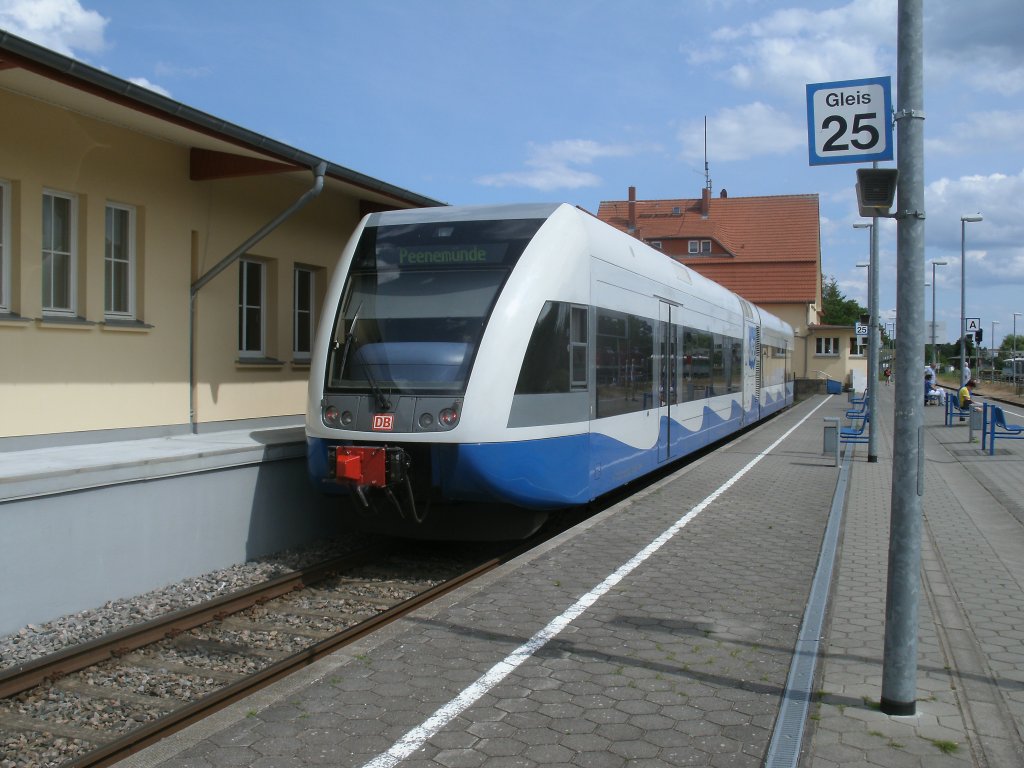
top-left (418, 412), bottom-right (434, 429)
top-left (341, 410), bottom-right (354, 426)
top-left (439, 408), bottom-right (459, 428)
top-left (323, 405), bottom-right (340, 427)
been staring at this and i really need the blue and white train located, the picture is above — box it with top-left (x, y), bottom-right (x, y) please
top-left (306, 203), bottom-right (793, 539)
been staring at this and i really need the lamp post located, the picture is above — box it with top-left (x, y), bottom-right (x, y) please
top-left (929, 260), bottom-right (947, 370)
top-left (960, 215), bottom-right (983, 386)
top-left (991, 320), bottom-right (1000, 381)
top-left (1015, 312), bottom-right (1022, 394)
top-left (853, 221), bottom-right (878, 462)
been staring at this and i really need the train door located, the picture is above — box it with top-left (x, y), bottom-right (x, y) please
top-left (746, 321), bottom-right (761, 422)
top-left (658, 300), bottom-right (678, 462)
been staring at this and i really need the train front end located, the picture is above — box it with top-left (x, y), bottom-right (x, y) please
top-left (305, 204), bottom-right (561, 539)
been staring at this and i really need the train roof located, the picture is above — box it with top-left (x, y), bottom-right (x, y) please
top-left (365, 203), bottom-right (563, 226)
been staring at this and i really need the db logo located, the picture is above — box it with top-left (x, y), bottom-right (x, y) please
top-left (371, 414), bottom-right (394, 431)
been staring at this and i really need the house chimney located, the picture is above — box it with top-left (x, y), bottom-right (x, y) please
top-left (701, 187), bottom-right (711, 217)
top-left (628, 186), bottom-right (636, 231)
top-left (720, 188), bottom-right (728, 198)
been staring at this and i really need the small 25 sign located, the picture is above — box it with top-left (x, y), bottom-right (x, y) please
top-left (806, 77), bottom-right (893, 166)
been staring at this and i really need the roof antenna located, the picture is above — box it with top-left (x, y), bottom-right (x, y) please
top-left (704, 116), bottom-right (712, 193)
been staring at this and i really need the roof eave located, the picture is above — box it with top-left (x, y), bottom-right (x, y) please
top-left (0, 30), bottom-right (446, 209)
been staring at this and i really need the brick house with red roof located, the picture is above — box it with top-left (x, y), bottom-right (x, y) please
top-left (597, 186), bottom-right (867, 389)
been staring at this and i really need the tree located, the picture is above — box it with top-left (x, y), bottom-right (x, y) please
top-left (999, 334), bottom-right (1024, 357)
top-left (820, 276), bottom-right (867, 326)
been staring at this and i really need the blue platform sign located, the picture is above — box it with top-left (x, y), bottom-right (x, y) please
top-left (806, 77), bottom-right (893, 166)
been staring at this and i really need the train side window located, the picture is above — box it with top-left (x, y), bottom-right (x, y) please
top-left (570, 305), bottom-right (588, 390)
top-left (515, 301), bottom-right (570, 394)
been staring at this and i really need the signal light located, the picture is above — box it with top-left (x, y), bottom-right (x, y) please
top-left (439, 408), bottom-right (459, 428)
top-left (323, 405), bottom-right (340, 427)
top-left (975, 329), bottom-right (983, 343)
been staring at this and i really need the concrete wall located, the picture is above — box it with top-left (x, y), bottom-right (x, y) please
top-left (0, 453), bottom-right (346, 635)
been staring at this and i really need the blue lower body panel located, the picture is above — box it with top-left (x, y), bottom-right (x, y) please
top-left (308, 394), bottom-right (789, 512)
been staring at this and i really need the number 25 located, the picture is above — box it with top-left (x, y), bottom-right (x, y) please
top-left (822, 112), bottom-right (880, 151)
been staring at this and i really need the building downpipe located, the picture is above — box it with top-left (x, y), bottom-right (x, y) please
top-left (188, 161), bottom-right (327, 433)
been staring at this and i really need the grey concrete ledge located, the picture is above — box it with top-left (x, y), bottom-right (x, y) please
top-left (0, 425), bottom-right (307, 502)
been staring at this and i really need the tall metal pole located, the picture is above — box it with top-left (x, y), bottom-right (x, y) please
top-left (1015, 312), bottom-right (1022, 395)
top-left (881, 0), bottom-right (924, 717)
top-left (960, 215), bottom-right (982, 385)
top-left (868, 210), bottom-right (880, 462)
top-left (991, 321), bottom-right (999, 381)
top-left (854, 221), bottom-right (879, 462)
top-left (930, 261), bottom-right (946, 369)
top-left (961, 219), bottom-right (967, 386)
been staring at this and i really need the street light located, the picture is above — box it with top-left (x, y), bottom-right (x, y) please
top-left (929, 260), bottom-right (947, 369)
top-left (991, 320), bottom-right (1000, 381)
top-left (960, 214), bottom-right (983, 386)
top-left (853, 221), bottom-right (879, 462)
top-left (1014, 312), bottom-right (1022, 393)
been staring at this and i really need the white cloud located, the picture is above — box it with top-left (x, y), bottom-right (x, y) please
top-left (697, 0), bottom-right (896, 99)
top-left (0, 0), bottom-right (107, 56)
top-left (679, 102), bottom-right (804, 163)
top-left (476, 139), bottom-right (639, 192)
top-left (128, 77), bottom-right (171, 98)
top-left (926, 170), bottom-right (1024, 283)
top-left (928, 111), bottom-right (1024, 156)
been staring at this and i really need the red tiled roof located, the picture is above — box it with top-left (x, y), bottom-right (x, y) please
top-left (596, 192), bottom-right (820, 305)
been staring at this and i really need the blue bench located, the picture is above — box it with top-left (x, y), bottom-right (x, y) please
top-left (945, 395), bottom-right (972, 426)
top-left (846, 397), bottom-right (869, 420)
top-left (840, 416), bottom-right (869, 445)
top-left (987, 405), bottom-right (1024, 455)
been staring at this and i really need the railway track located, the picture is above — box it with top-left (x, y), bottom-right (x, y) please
top-left (0, 540), bottom-right (519, 768)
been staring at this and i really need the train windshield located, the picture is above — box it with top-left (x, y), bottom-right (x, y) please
top-left (326, 217), bottom-right (545, 396)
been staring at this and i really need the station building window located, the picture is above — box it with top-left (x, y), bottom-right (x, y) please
top-left (238, 258), bottom-right (265, 357)
top-left (42, 189), bottom-right (78, 317)
top-left (104, 203), bottom-right (136, 320)
top-left (0, 179), bottom-right (9, 313)
top-left (293, 265), bottom-right (315, 359)
top-left (815, 336), bottom-right (840, 356)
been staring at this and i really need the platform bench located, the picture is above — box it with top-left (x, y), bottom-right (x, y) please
top-left (846, 397), bottom-right (869, 421)
top-left (987, 405), bottom-right (1024, 455)
top-left (945, 396), bottom-right (972, 426)
top-left (840, 416), bottom-right (869, 445)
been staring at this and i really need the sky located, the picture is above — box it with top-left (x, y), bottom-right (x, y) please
top-left (3, 0), bottom-right (1023, 349)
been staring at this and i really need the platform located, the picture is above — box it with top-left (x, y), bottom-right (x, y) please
top-left (120, 387), bottom-right (1024, 768)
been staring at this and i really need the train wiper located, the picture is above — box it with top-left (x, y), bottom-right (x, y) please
top-left (337, 304), bottom-right (392, 412)
top-left (356, 348), bottom-right (393, 412)
top-left (336, 303), bottom-right (361, 379)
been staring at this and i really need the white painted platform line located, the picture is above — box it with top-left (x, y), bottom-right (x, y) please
top-left (362, 398), bottom-right (833, 768)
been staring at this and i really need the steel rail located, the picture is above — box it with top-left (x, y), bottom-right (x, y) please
top-left (0, 545), bottom-right (387, 699)
top-left (67, 550), bottom-right (516, 768)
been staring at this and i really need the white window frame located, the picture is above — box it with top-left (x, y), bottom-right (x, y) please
top-left (104, 202), bottom-right (136, 320)
top-left (42, 189), bottom-right (78, 317)
top-left (0, 179), bottom-right (9, 313)
top-left (687, 239), bottom-right (713, 255)
top-left (688, 240), bottom-right (699, 254)
top-left (238, 258), bottom-right (265, 358)
top-left (815, 336), bottom-right (841, 356)
top-left (700, 239), bottom-right (712, 253)
top-left (293, 265), bottom-right (315, 359)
